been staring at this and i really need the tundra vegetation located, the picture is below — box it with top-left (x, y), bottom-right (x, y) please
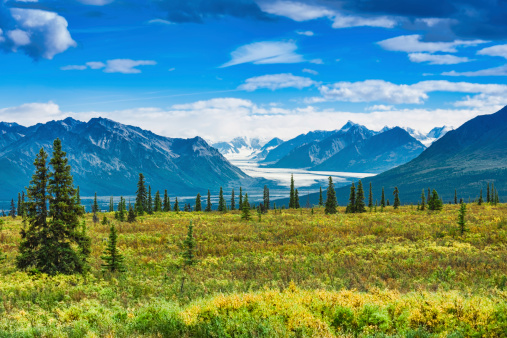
top-left (0, 140), bottom-right (506, 337)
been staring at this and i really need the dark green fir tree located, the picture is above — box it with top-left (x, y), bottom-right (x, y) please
top-left (289, 174), bottom-right (295, 209)
top-left (230, 189), bottom-right (235, 211)
top-left (380, 187), bottom-right (385, 208)
top-left (182, 221), bottom-right (196, 267)
top-left (346, 183), bottom-right (356, 213)
top-left (9, 199), bottom-right (16, 218)
top-left (127, 202), bottom-right (136, 223)
top-left (218, 187), bottom-right (226, 212)
top-left (154, 190), bottom-right (162, 212)
top-left (368, 182), bottom-right (373, 210)
top-left (239, 187), bottom-right (243, 209)
top-left (325, 176), bottom-right (337, 215)
top-left (101, 224), bottom-right (126, 273)
top-left (420, 189), bottom-right (426, 211)
top-left (205, 190), bottom-right (212, 212)
top-left (355, 180), bottom-right (366, 213)
top-left (393, 186), bottom-right (400, 209)
top-left (174, 197), bottom-right (180, 212)
top-left (263, 185), bottom-right (270, 210)
top-left (319, 187), bottom-right (323, 206)
top-left (135, 173), bottom-right (147, 215)
top-left (147, 186), bottom-right (153, 215)
top-left (195, 193), bottom-right (202, 212)
top-left (428, 190), bottom-right (443, 211)
top-left (457, 202), bottom-right (467, 236)
top-left (163, 190), bottom-right (171, 212)
top-left (295, 189), bottom-right (300, 209)
top-left (241, 193), bottom-right (251, 220)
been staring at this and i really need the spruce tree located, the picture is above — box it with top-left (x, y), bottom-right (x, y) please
top-left (393, 186), bottom-right (400, 209)
top-left (263, 185), bottom-right (270, 210)
top-left (101, 224), bottom-right (126, 273)
top-left (135, 173), bottom-right (147, 215)
top-left (454, 189), bottom-right (458, 205)
top-left (355, 180), bottom-right (366, 213)
top-left (239, 187), bottom-right (243, 209)
top-left (76, 186), bottom-right (84, 216)
top-left (289, 174), bottom-right (295, 209)
top-left (319, 187), bottom-right (323, 206)
top-left (92, 193), bottom-right (99, 224)
top-left (205, 190), bottom-right (212, 212)
top-left (230, 189), bottom-right (235, 211)
top-left (420, 189), bottom-right (426, 211)
top-left (478, 189), bottom-right (483, 205)
top-left (347, 182), bottom-right (357, 212)
top-left (380, 187), bottom-right (385, 207)
top-left (195, 193), bottom-right (202, 211)
top-left (174, 197), bottom-right (180, 212)
top-left (182, 221), bottom-right (196, 267)
top-left (457, 202), bottom-right (467, 236)
top-left (241, 193), bottom-right (251, 220)
top-left (154, 190), bottom-right (162, 212)
top-left (118, 197), bottom-right (125, 222)
top-left (325, 176), bottom-right (337, 214)
top-left (368, 182), bottom-right (373, 209)
top-left (109, 196), bottom-right (114, 212)
top-left (163, 190), bottom-right (170, 212)
top-left (9, 199), bottom-right (16, 218)
top-left (218, 187), bottom-right (226, 212)
top-left (17, 193), bottom-right (21, 217)
top-left (428, 190), bottom-right (443, 211)
top-left (295, 189), bottom-right (300, 209)
top-left (127, 202), bottom-right (136, 223)
top-left (147, 186), bottom-right (153, 215)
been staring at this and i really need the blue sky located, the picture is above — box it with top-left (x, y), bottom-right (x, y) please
top-left (1, 0), bottom-right (506, 141)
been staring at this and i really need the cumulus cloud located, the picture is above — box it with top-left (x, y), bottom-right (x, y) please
top-left (408, 53), bottom-right (471, 65)
top-left (221, 41), bottom-right (305, 67)
top-left (0, 8), bottom-right (76, 60)
top-left (377, 34), bottom-right (485, 53)
top-left (442, 65), bottom-right (507, 77)
top-left (0, 101), bottom-right (65, 126)
top-left (258, 0), bottom-right (395, 28)
top-left (314, 79), bottom-right (507, 104)
top-left (477, 44), bottom-right (507, 59)
top-left (61, 59), bottom-right (156, 73)
top-left (302, 68), bottom-right (318, 75)
top-left (239, 73), bottom-right (318, 91)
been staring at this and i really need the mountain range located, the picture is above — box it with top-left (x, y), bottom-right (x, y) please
top-left (212, 136), bottom-right (283, 160)
top-left (0, 117), bottom-right (258, 200)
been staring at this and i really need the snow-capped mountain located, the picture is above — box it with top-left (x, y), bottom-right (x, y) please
top-left (212, 136), bottom-right (273, 159)
top-left (0, 117), bottom-right (257, 199)
top-left (401, 126), bottom-right (453, 147)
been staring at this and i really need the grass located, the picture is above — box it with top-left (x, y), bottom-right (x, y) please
top-left (0, 203), bottom-right (506, 337)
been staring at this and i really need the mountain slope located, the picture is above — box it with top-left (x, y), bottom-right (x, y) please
top-left (0, 122), bottom-right (28, 149)
top-left (253, 137), bottom-right (284, 160)
top-left (334, 106), bottom-right (507, 203)
top-left (0, 117), bottom-right (251, 199)
top-left (270, 123), bottom-right (375, 169)
top-left (212, 136), bottom-right (269, 158)
top-left (312, 127), bottom-right (425, 173)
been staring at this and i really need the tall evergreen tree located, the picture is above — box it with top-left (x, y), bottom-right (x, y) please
top-left (325, 176), bottom-right (337, 214)
top-left (380, 187), bottom-right (385, 207)
top-left (218, 187), bottom-right (226, 212)
top-left (346, 183), bottom-right (356, 213)
top-left (420, 189), bottom-right (426, 211)
top-left (76, 186), bottom-right (84, 216)
top-left (241, 194), bottom-right (251, 220)
top-left (17, 193), bottom-right (21, 217)
top-left (289, 174), bottom-right (295, 209)
top-left (368, 182), bottom-right (373, 209)
top-left (135, 173), bottom-right (147, 215)
top-left (239, 187), bottom-right (243, 209)
top-left (92, 192), bottom-right (99, 214)
top-left (205, 190), bottom-right (212, 212)
top-left (147, 186), bottom-right (153, 215)
top-left (454, 189), bottom-right (458, 205)
top-left (9, 199), bottom-right (16, 218)
top-left (163, 190), bottom-right (170, 212)
top-left (101, 224), bottom-right (126, 273)
top-left (154, 190), bottom-right (162, 212)
top-left (230, 189), bottom-right (235, 211)
top-left (355, 180), bottom-right (366, 213)
top-left (263, 185), bottom-right (270, 210)
top-left (109, 196), bottom-right (114, 212)
top-left (457, 202), bottom-right (467, 236)
top-left (393, 186), bottom-right (400, 209)
top-left (319, 187), bottom-right (323, 206)
top-left (117, 197), bottom-right (125, 222)
top-left (182, 221), bottom-right (196, 267)
top-left (295, 189), bottom-right (300, 209)
top-left (174, 197), bottom-right (180, 212)
top-left (478, 189), bottom-right (483, 205)
top-left (127, 202), bottom-right (136, 223)
top-left (195, 193), bottom-right (202, 212)
top-left (428, 190), bottom-right (443, 211)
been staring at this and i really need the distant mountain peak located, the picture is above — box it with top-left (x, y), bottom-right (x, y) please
top-left (340, 120), bottom-right (358, 131)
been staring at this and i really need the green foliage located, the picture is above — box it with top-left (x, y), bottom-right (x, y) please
top-left (135, 173), bottom-right (147, 215)
top-left (289, 174), bottom-right (295, 209)
top-left (458, 202), bottom-right (467, 235)
top-left (174, 197), bottom-right (180, 212)
top-left (295, 189), bottom-right (300, 209)
top-left (147, 186), bottom-right (153, 215)
top-left (263, 185), bottom-right (269, 210)
top-left (319, 187), bottom-right (323, 206)
top-left (381, 187), bottom-right (385, 207)
top-left (393, 186), bottom-right (400, 209)
top-left (217, 187), bottom-right (226, 212)
top-left (428, 189), bottom-right (443, 211)
top-left (325, 176), bottom-right (337, 214)
top-left (420, 189), bottom-right (426, 211)
top-left (182, 221), bottom-right (196, 267)
top-left (205, 190), bottom-right (212, 212)
top-left (101, 224), bottom-right (126, 273)
top-left (127, 203), bottom-right (136, 223)
top-left (346, 182), bottom-right (356, 214)
top-left (163, 190), bottom-right (171, 212)
top-left (241, 193), bottom-right (251, 220)
top-left (230, 188), bottom-right (236, 211)
top-left (355, 180), bottom-right (366, 213)
top-left (154, 190), bottom-right (162, 212)
top-left (195, 193), bottom-right (202, 212)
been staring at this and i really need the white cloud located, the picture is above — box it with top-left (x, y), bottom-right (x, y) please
top-left (259, 1), bottom-right (333, 21)
top-left (442, 65), bottom-right (507, 77)
top-left (377, 34), bottom-right (485, 53)
top-left (0, 102), bottom-right (64, 126)
top-left (2, 8), bottom-right (76, 60)
top-left (453, 93), bottom-right (507, 109)
top-left (318, 80), bottom-right (428, 104)
top-left (239, 73), bottom-right (317, 91)
top-left (309, 58), bottom-right (323, 64)
top-left (302, 68), bottom-right (318, 75)
top-left (296, 30), bottom-right (314, 36)
top-left (332, 14), bottom-right (395, 29)
top-left (477, 44), bottom-right (507, 59)
top-left (76, 0), bottom-right (114, 5)
top-left (366, 105), bottom-right (394, 111)
top-left (148, 19), bottom-right (173, 25)
top-left (220, 41), bottom-right (305, 67)
top-left (314, 79), bottom-right (507, 104)
top-left (104, 59), bottom-right (156, 74)
top-left (61, 59), bottom-right (156, 73)
top-left (258, 0), bottom-right (396, 29)
top-left (408, 53), bottom-right (471, 65)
